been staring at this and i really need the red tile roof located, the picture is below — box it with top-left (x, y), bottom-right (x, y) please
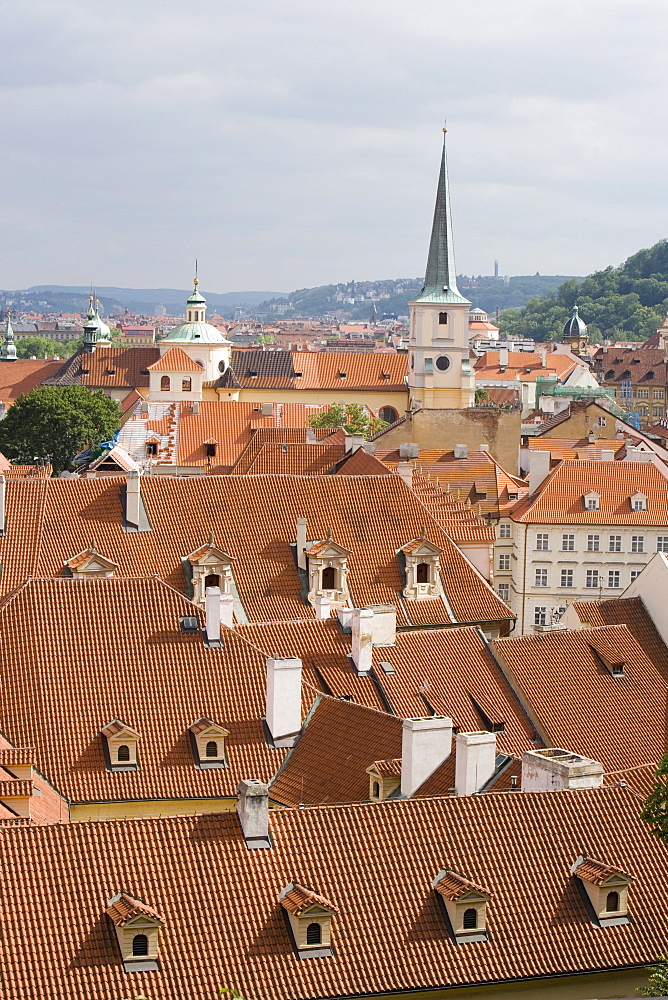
top-left (434, 870), bottom-right (492, 901)
top-left (229, 350), bottom-right (408, 391)
top-left (106, 892), bottom-right (162, 926)
top-left (280, 883), bottom-right (338, 915)
top-left (147, 348), bottom-right (204, 372)
top-left (574, 856), bottom-right (633, 886)
top-left (0, 359), bottom-right (62, 405)
top-left (474, 351), bottom-right (579, 383)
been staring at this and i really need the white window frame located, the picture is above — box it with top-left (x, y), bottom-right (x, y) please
top-left (587, 534), bottom-right (600, 552)
top-left (536, 533), bottom-right (549, 551)
top-left (586, 570), bottom-right (600, 589)
top-left (562, 534), bottom-right (575, 551)
top-left (498, 554), bottom-right (510, 571)
top-left (607, 570), bottom-right (621, 588)
top-left (534, 606), bottom-right (547, 626)
top-left (631, 535), bottom-right (645, 553)
top-left (560, 569), bottom-right (574, 588)
top-left (534, 568), bottom-right (548, 588)
top-left (609, 535), bottom-right (622, 552)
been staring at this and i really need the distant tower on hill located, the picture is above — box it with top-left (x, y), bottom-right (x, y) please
top-left (407, 131), bottom-right (474, 410)
top-left (494, 260), bottom-right (499, 278)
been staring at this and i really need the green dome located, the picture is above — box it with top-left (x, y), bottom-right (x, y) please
top-left (163, 322), bottom-right (228, 344)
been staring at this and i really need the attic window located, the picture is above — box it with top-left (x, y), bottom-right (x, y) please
top-left (206, 443), bottom-right (217, 458)
top-left (107, 369), bottom-right (117, 376)
top-left (463, 908), bottom-right (477, 929)
top-left (140, 369), bottom-right (150, 375)
top-left (508, 492), bottom-right (518, 500)
top-left (106, 892), bottom-right (162, 972)
top-left (180, 616), bottom-right (200, 633)
top-left (630, 492), bottom-right (647, 511)
top-left (294, 371), bottom-right (303, 378)
top-left (338, 372), bottom-right (347, 379)
top-left (571, 854), bottom-right (634, 927)
top-left (189, 717), bottom-right (229, 768)
top-left (81, 368), bottom-right (90, 375)
top-left (117, 745), bottom-right (130, 762)
top-left (146, 442), bottom-right (157, 457)
top-left (381, 372), bottom-right (390, 379)
top-left (433, 869), bottom-right (492, 943)
top-left (605, 369), bottom-right (615, 379)
top-left (101, 720), bottom-right (140, 772)
top-left (583, 491), bottom-right (600, 510)
top-left (132, 934), bottom-right (149, 956)
top-left (279, 883), bottom-right (338, 958)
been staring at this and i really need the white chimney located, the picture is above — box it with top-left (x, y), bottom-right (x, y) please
top-left (455, 731), bottom-right (497, 795)
top-left (454, 443), bottom-right (468, 459)
top-left (126, 470), bottom-right (141, 528)
top-left (315, 594), bottom-right (331, 620)
top-left (192, 401), bottom-right (200, 415)
top-left (265, 656), bottom-right (302, 746)
top-left (540, 352), bottom-right (547, 368)
top-left (529, 451), bottom-right (551, 494)
top-left (345, 433), bottom-right (365, 453)
top-left (626, 446), bottom-right (651, 463)
top-left (479, 443), bottom-right (490, 452)
top-left (499, 348), bottom-right (509, 368)
top-left (521, 748), bottom-right (604, 791)
top-left (399, 442), bottom-right (419, 460)
top-left (601, 449), bottom-right (616, 462)
top-left (305, 427), bottom-right (318, 444)
top-left (296, 517), bottom-right (307, 571)
top-left (0, 473), bottom-right (6, 535)
top-left (400, 716), bottom-right (454, 797)
top-left (368, 604), bottom-right (396, 646)
top-left (220, 592), bottom-right (234, 629)
top-left (351, 607), bottom-right (374, 674)
top-left (337, 606), bottom-right (354, 632)
top-left (236, 779), bottom-right (271, 849)
top-left (396, 461), bottom-right (413, 489)
top-left (261, 401), bottom-right (274, 416)
top-left (205, 586), bottom-right (221, 643)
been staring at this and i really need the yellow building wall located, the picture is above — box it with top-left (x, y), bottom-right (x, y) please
top-left (411, 387), bottom-right (474, 409)
top-left (70, 796), bottom-right (237, 822)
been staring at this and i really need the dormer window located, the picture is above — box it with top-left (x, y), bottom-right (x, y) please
top-left (279, 882), bottom-right (338, 959)
top-left (101, 720), bottom-right (140, 772)
top-left (433, 869), bottom-right (492, 943)
top-left (366, 759), bottom-right (401, 801)
top-left (630, 491), bottom-right (647, 512)
top-left (205, 439), bottom-right (217, 458)
top-left (583, 491), bottom-right (600, 510)
top-left (187, 535), bottom-right (235, 605)
top-left (400, 532), bottom-right (442, 600)
top-left (189, 717), bottom-right (230, 768)
top-left (305, 532), bottom-right (351, 610)
top-left (64, 545), bottom-right (118, 579)
top-left (106, 892), bottom-right (162, 972)
top-left (571, 854), bottom-right (634, 927)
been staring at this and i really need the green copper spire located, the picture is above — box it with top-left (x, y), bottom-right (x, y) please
top-left (413, 130), bottom-right (469, 305)
top-left (83, 296), bottom-right (98, 354)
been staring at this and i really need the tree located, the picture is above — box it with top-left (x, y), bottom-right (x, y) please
top-left (15, 336), bottom-right (78, 359)
top-left (641, 752), bottom-right (668, 842)
top-left (637, 954), bottom-right (668, 996)
top-left (0, 385), bottom-right (120, 475)
top-left (474, 387), bottom-right (490, 405)
top-left (307, 403), bottom-right (387, 439)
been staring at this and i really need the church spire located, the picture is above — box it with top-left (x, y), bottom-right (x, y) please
top-left (414, 129), bottom-right (469, 305)
top-left (1, 312), bottom-right (17, 362)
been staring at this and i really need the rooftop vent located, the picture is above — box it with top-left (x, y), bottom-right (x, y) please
top-left (180, 616), bottom-right (199, 633)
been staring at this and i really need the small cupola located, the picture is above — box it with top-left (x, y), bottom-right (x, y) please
top-left (106, 892), bottom-right (162, 971)
top-left (186, 533), bottom-right (235, 605)
top-left (189, 717), bottom-right (230, 768)
top-left (101, 720), bottom-right (141, 771)
top-left (433, 869), bottom-right (492, 943)
top-left (582, 490), bottom-right (600, 511)
top-left (1, 312), bottom-right (17, 362)
top-left (279, 882), bottom-right (338, 958)
top-left (64, 542), bottom-right (118, 579)
top-left (571, 854), bottom-right (634, 926)
top-left (305, 530), bottom-right (351, 609)
top-left (562, 305), bottom-right (588, 354)
top-left (400, 529), bottom-right (442, 599)
top-left (366, 759), bottom-right (402, 801)
top-left (630, 491), bottom-right (647, 512)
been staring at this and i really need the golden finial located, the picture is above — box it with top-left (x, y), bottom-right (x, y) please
top-left (89, 295), bottom-right (94, 302)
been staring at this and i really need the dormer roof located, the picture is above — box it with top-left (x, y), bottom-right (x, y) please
top-left (433, 869), bottom-right (492, 902)
top-left (148, 348), bottom-right (205, 373)
top-left (101, 720), bottom-right (140, 742)
top-left (367, 758), bottom-right (402, 778)
top-left (572, 855), bottom-right (634, 887)
top-left (187, 537), bottom-right (235, 566)
top-left (189, 717), bottom-right (230, 739)
top-left (305, 534), bottom-right (351, 558)
top-left (106, 892), bottom-right (162, 927)
top-left (280, 883), bottom-right (338, 916)
top-left (400, 535), bottom-right (443, 557)
top-left (65, 546), bottom-right (119, 575)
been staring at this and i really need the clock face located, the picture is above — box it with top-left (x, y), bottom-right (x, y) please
top-left (436, 355), bottom-right (451, 372)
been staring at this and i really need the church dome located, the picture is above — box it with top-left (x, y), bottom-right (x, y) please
top-left (163, 277), bottom-right (229, 344)
top-left (563, 305), bottom-right (587, 340)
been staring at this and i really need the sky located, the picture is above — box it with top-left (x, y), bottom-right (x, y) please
top-left (1, 0), bottom-right (668, 293)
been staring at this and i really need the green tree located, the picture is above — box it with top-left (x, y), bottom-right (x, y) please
top-left (474, 387), bottom-right (490, 405)
top-left (637, 955), bottom-right (668, 996)
top-left (14, 336), bottom-right (78, 359)
top-left (307, 403), bottom-right (387, 440)
top-left (641, 753), bottom-right (668, 842)
top-left (0, 385), bottom-right (120, 475)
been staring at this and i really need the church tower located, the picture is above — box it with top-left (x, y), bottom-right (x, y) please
top-left (408, 131), bottom-right (474, 409)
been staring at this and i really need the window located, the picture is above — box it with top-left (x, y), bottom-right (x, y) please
top-left (463, 908), bottom-right (477, 929)
top-left (658, 537), bottom-right (668, 552)
top-left (562, 534), bottom-right (575, 551)
top-left (436, 355), bottom-right (451, 371)
top-left (635, 389), bottom-right (649, 399)
top-left (425, 358), bottom-right (433, 373)
top-left (438, 312), bottom-right (448, 325)
top-left (205, 740), bottom-right (218, 758)
top-left (322, 566), bottom-right (337, 589)
top-left (598, 416), bottom-right (606, 427)
top-left (638, 406), bottom-right (648, 416)
top-left (379, 406), bottom-right (399, 424)
top-left (499, 524), bottom-right (511, 538)
top-left (586, 570), bottom-right (599, 588)
top-left (587, 534), bottom-right (600, 552)
top-left (608, 570), bottom-right (621, 588)
top-left (508, 492), bottom-right (518, 501)
top-left (160, 375), bottom-right (170, 391)
top-left (654, 390), bottom-right (665, 400)
top-left (498, 554), bottom-right (510, 571)
top-left (534, 606), bottom-right (547, 626)
top-left (534, 569), bottom-right (548, 587)
top-left (609, 535), bottom-right (622, 552)
top-left (497, 584), bottom-right (510, 601)
top-left (416, 563), bottom-right (429, 583)
top-left (146, 442), bottom-right (157, 457)
top-left (372, 781), bottom-right (380, 799)
top-left (631, 535), bottom-right (644, 553)
top-left (132, 934), bottom-right (149, 957)
top-left (653, 407), bottom-right (663, 418)
top-left (536, 533), bottom-right (549, 551)
top-left (181, 377), bottom-right (192, 392)
top-left (632, 499), bottom-right (645, 511)
top-left (206, 443), bottom-right (217, 457)
top-left (606, 891), bottom-right (620, 913)
top-left (306, 923), bottom-right (322, 945)
top-left (117, 745), bottom-right (130, 762)
top-left (584, 495), bottom-right (600, 510)
top-left (560, 569), bottom-right (573, 588)
top-left (204, 573), bottom-right (220, 589)
top-left (630, 570), bottom-right (640, 582)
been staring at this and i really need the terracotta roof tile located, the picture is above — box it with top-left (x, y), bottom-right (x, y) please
top-left (474, 351), bottom-right (579, 383)
top-left (434, 870), bottom-right (492, 901)
top-left (281, 883), bottom-right (338, 915)
top-left (573, 856), bottom-right (633, 886)
top-left (0, 359), bottom-right (63, 404)
top-left (229, 350), bottom-right (407, 391)
top-left (106, 892), bottom-right (162, 926)
top-left (147, 348), bottom-right (204, 372)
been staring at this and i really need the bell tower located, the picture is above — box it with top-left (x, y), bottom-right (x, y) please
top-left (408, 130), bottom-right (474, 409)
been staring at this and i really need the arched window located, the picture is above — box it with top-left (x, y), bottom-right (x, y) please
top-left (379, 405), bottom-right (399, 424)
top-left (160, 375), bottom-right (170, 391)
top-left (117, 744), bottom-right (130, 762)
top-left (132, 934), bottom-right (149, 957)
top-left (463, 908), bottom-right (477, 929)
top-left (205, 573), bottom-right (220, 589)
top-left (416, 563), bottom-right (429, 583)
top-left (306, 922), bottom-right (321, 945)
top-left (438, 312), bottom-right (448, 325)
top-left (182, 377), bottom-right (192, 392)
top-left (322, 566), bottom-right (336, 590)
top-left (373, 781), bottom-right (380, 799)
top-left (606, 891), bottom-right (619, 912)
top-left (205, 740), bottom-right (218, 758)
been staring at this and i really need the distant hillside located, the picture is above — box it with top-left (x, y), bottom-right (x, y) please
top-left (1, 286), bottom-right (285, 316)
top-left (497, 239), bottom-right (668, 343)
top-left (253, 274), bottom-right (582, 322)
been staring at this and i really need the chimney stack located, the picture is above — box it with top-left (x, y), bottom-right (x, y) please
top-left (296, 517), bottom-right (307, 571)
top-left (455, 731), bottom-right (497, 795)
top-left (205, 586), bottom-right (221, 643)
top-left (499, 347), bottom-right (509, 369)
top-left (220, 592), bottom-right (234, 629)
top-left (400, 717), bottom-right (453, 797)
top-left (126, 470), bottom-right (141, 528)
top-left (0, 473), bottom-right (6, 536)
top-left (396, 461), bottom-right (413, 489)
top-left (265, 656), bottom-right (302, 747)
top-left (344, 433), bottom-right (365, 453)
top-left (454, 443), bottom-right (468, 460)
top-left (192, 401), bottom-right (200, 414)
top-left (351, 607), bottom-right (374, 674)
top-left (529, 451), bottom-right (551, 494)
top-left (399, 442), bottom-right (419, 460)
top-left (367, 604), bottom-right (396, 646)
top-left (315, 595), bottom-right (331, 620)
top-left (236, 779), bottom-right (271, 849)
top-left (521, 748), bottom-right (604, 791)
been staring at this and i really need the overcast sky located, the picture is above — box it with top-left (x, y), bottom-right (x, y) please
top-left (1, 0), bottom-right (667, 293)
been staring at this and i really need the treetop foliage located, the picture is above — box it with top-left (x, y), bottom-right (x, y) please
top-left (307, 403), bottom-right (387, 439)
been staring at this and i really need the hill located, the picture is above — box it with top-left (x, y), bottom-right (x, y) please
top-left (0, 286), bottom-right (285, 316)
top-left (497, 240), bottom-right (668, 343)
